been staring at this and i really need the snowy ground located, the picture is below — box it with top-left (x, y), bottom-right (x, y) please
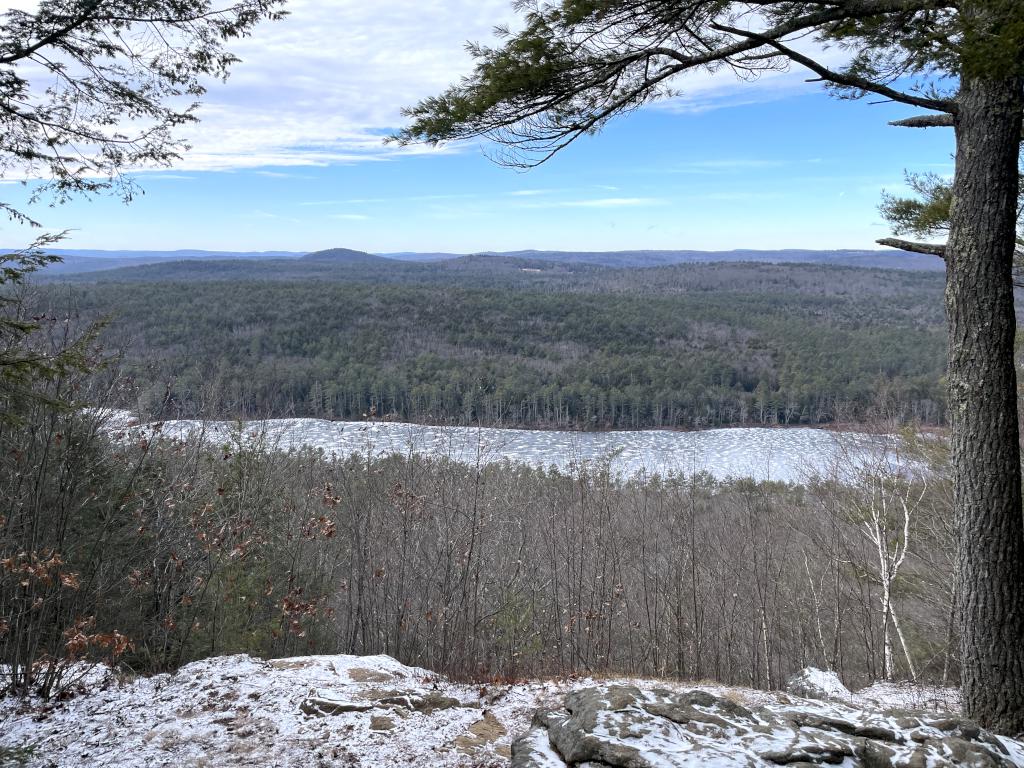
top-left (2, 653), bottom-right (1010, 768)
top-left (95, 410), bottom-right (896, 483)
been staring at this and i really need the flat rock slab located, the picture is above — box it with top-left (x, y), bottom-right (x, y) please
top-left (370, 714), bottom-right (396, 731)
top-left (301, 687), bottom-right (469, 717)
top-left (511, 685), bottom-right (1024, 767)
top-left (348, 666), bottom-right (397, 684)
top-left (456, 710), bottom-right (509, 755)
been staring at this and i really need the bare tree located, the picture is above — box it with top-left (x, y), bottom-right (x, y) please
top-left (395, 0), bottom-right (1024, 732)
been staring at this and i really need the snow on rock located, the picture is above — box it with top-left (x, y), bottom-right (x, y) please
top-left (785, 667), bottom-right (853, 702)
top-left (854, 680), bottom-right (961, 713)
top-left (0, 653), bottom-right (526, 767)
top-left (1, 653), bottom-right (1018, 767)
top-left (511, 684), bottom-right (1024, 768)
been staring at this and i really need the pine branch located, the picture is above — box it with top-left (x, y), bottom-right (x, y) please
top-left (711, 23), bottom-right (956, 114)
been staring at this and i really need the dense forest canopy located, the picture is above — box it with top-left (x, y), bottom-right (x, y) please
top-left (45, 260), bottom-right (950, 429)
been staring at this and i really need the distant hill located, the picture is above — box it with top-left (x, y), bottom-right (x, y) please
top-left (4, 247), bottom-right (303, 275)
top-left (476, 248), bottom-right (944, 271)
top-left (30, 248), bottom-right (302, 260)
top-left (20, 245), bottom-right (946, 278)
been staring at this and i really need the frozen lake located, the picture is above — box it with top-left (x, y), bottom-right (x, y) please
top-left (98, 410), bottom-right (898, 483)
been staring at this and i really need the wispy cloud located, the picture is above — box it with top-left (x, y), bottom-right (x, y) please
top-left (510, 186), bottom-right (624, 198)
top-left (559, 197), bottom-right (666, 208)
top-left (242, 209), bottom-right (301, 223)
top-left (669, 159), bottom-right (786, 174)
top-left (329, 213), bottom-right (370, 221)
top-left (253, 170), bottom-right (315, 179)
top-left (697, 191), bottom-right (785, 202)
top-left (301, 193), bottom-right (480, 207)
top-left (300, 198), bottom-right (388, 206)
top-left (132, 173), bottom-right (196, 181)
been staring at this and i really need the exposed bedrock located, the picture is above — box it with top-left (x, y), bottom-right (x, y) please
top-left (510, 685), bottom-right (1019, 767)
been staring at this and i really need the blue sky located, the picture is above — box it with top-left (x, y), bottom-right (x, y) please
top-left (0, 0), bottom-right (955, 253)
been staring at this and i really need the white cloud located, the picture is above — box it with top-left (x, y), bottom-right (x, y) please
top-left (166, 2), bottom-right (860, 172)
top-left (166, 0), bottom-right (517, 171)
top-left (329, 213), bottom-right (370, 221)
top-left (5, 1), bottom-right (852, 174)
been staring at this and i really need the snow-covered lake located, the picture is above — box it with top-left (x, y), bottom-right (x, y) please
top-left (98, 410), bottom-right (898, 483)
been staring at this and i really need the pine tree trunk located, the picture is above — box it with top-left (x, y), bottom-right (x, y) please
top-left (947, 72), bottom-right (1024, 734)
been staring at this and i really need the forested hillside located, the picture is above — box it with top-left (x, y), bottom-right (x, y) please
top-left (49, 260), bottom-right (948, 428)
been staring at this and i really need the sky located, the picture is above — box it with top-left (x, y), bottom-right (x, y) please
top-left (0, 0), bottom-right (956, 253)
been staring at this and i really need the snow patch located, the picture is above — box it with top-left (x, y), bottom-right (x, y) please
top-left (2, 654), bottom-right (1010, 768)
top-left (94, 409), bottom-right (898, 483)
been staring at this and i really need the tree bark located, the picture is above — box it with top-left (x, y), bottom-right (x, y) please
top-left (947, 72), bottom-right (1024, 734)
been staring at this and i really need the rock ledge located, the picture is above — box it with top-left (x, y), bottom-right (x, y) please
top-left (511, 684), bottom-right (1020, 767)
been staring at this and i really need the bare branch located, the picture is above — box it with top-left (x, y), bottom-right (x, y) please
top-left (876, 237), bottom-right (948, 258)
top-left (890, 114), bottom-right (954, 128)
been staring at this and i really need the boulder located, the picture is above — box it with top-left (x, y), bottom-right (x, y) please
top-left (785, 667), bottom-right (852, 702)
top-left (510, 684), bottom-right (1021, 768)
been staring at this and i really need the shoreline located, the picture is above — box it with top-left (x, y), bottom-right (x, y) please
top-left (102, 408), bottom-right (946, 438)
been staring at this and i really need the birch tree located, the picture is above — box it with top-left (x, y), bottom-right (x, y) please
top-left (846, 452), bottom-right (926, 681)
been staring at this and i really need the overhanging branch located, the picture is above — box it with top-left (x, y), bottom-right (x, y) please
top-left (890, 114), bottom-right (954, 128)
top-left (891, 113), bottom-right (1024, 143)
top-left (877, 237), bottom-right (947, 258)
